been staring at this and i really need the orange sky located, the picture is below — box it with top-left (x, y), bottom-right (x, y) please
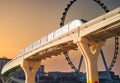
top-left (0, 0), bottom-right (119, 58)
top-left (0, 0), bottom-right (65, 58)
top-left (0, 0), bottom-right (120, 74)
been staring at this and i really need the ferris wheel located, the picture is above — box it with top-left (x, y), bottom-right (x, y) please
top-left (60, 0), bottom-right (119, 82)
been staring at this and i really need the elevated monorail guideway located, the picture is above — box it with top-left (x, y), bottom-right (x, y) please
top-left (1, 7), bottom-right (120, 83)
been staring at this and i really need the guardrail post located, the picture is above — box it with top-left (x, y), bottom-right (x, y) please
top-left (21, 60), bottom-right (41, 83)
top-left (74, 37), bottom-right (104, 83)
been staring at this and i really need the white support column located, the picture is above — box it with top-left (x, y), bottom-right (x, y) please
top-left (74, 38), bottom-right (104, 83)
top-left (21, 60), bottom-right (41, 83)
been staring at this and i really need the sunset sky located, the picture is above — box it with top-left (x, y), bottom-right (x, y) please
top-left (0, 0), bottom-right (120, 74)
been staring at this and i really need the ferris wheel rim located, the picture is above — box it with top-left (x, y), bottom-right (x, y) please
top-left (60, 0), bottom-right (119, 77)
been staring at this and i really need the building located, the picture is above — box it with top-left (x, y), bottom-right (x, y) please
top-left (3, 64), bottom-right (120, 83)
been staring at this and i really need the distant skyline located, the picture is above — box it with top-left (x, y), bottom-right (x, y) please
top-left (0, 0), bottom-right (120, 75)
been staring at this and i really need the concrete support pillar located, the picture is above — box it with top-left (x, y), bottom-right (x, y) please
top-left (74, 38), bottom-right (104, 83)
top-left (21, 60), bottom-right (41, 83)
